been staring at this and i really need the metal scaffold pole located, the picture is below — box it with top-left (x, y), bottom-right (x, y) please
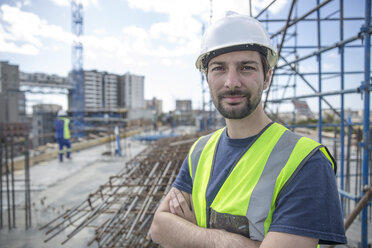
top-left (361, 0), bottom-right (371, 247)
top-left (200, 23), bottom-right (207, 132)
top-left (339, 0), bottom-right (345, 213)
top-left (316, 0), bottom-right (323, 144)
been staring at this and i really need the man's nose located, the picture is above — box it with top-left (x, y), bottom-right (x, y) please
top-left (224, 69), bottom-right (241, 89)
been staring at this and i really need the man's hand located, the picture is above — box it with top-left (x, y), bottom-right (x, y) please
top-left (169, 188), bottom-right (196, 224)
top-left (150, 187), bottom-right (262, 248)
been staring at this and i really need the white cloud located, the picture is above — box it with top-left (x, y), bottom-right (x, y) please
top-left (253, 0), bottom-right (288, 15)
top-left (50, 0), bottom-right (98, 7)
top-left (93, 28), bottom-right (106, 35)
top-left (1, 0), bottom-right (289, 69)
top-left (50, 0), bottom-right (70, 7)
top-left (82, 0), bottom-right (99, 7)
top-left (126, 0), bottom-right (288, 23)
top-left (83, 35), bottom-right (128, 54)
top-left (123, 25), bottom-right (149, 40)
top-left (12, 0), bottom-right (31, 8)
top-left (23, 0), bottom-right (31, 7)
top-left (0, 40), bottom-right (39, 55)
top-left (126, 0), bottom-right (208, 18)
top-left (120, 23), bottom-right (199, 59)
top-left (120, 0), bottom-right (289, 62)
top-left (161, 58), bottom-right (181, 67)
top-left (1, 5), bottom-right (43, 47)
top-left (150, 16), bottom-right (200, 41)
top-left (0, 4), bottom-right (73, 55)
top-left (80, 0), bottom-right (291, 77)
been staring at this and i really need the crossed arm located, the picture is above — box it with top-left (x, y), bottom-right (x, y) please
top-left (150, 187), bottom-right (318, 248)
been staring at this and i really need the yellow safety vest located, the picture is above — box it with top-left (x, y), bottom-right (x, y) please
top-left (60, 117), bottom-right (71, 139)
top-left (188, 122), bottom-right (336, 241)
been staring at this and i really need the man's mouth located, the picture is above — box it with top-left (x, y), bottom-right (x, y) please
top-left (219, 91), bottom-right (247, 104)
top-left (223, 95), bottom-right (245, 104)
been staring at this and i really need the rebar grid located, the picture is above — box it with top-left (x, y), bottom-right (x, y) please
top-left (40, 132), bottom-right (205, 247)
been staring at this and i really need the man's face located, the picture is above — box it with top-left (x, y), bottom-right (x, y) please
top-left (206, 50), bottom-right (270, 120)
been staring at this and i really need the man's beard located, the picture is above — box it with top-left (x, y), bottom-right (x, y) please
top-left (212, 89), bottom-right (262, 119)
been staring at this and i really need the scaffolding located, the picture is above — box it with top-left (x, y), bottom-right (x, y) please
top-left (257, 0), bottom-right (371, 247)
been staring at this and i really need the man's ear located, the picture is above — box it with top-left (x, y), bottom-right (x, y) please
top-left (263, 68), bottom-right (273, 90)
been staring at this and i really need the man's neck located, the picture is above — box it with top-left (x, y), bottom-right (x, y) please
top-left (225, 104), bottom-right (272, 139)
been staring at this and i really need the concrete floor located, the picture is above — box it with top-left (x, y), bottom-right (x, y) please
top-left (0, 138), bottom-right (147, 248)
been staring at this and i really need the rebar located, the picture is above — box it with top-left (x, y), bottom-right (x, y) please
top-left (41, 132), bottom-right (205, 247)
top-left (0, 123), bottom-right (31, 230)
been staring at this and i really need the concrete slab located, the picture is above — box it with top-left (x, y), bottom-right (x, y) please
top-left (1, 138), bottom-right (147, 248)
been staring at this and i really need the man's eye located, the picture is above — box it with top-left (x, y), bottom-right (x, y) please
top-left (242, 66), bottom-right (255, 71)
top-left (211, 66), bottom-right (224, 71)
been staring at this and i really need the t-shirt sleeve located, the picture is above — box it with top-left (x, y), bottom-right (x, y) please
top-left (172, 156), bottom-right (193, 194)
top-left (269, 150), bottom-right (347, 245)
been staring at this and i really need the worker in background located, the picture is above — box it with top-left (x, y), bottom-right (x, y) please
top-left (150, 12), bottom-right (346, 247)
top-left (54, 110), bottom-right (72, 162)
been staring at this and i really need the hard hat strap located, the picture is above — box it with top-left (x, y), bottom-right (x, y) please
top-left (202, 44), bottom-right (268, 70)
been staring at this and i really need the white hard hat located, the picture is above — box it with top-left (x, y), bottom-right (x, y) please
top-left (57, 110), bottom-right (67, 117)
top-left (195, 11), bottom-right (278, 72)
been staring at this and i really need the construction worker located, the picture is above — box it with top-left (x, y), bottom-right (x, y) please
top-left (150, 12), bottom-right (346, 247)
top-left (54, 110), bottom-right (72, 162)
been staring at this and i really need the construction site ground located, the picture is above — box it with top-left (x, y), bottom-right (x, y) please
top-left (0, 126), bottom-right (371, 248)
top-left (1, 133), bottom-right (149, 247)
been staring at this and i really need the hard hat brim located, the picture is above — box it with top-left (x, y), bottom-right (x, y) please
top-left (196, 43), bottom-right (278, 73)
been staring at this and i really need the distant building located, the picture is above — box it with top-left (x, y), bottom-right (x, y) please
top-left (175, 99), bottom-right (193, 125)
top-left (32, 104), bottom-right (61, 147)
top-left (20, 72), bottom-right (69, 88)
top-left (81, 71), bottom-right (145, 111)
top-left (2, 64), bottom-right (149, 125)
top-left (83, 70), bottom-right (101, 110)
top-left (0, 61), bottom-right (26, 123)
top-left (145, 97), bottom-right (163, 114)
top-left (70, 70), bottom-right (120, 111)
top-left (118, 72), bottom-right (145, 109)
top-left (102, 72), bottom-right (118, 110)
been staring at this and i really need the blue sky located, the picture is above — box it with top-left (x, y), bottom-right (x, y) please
top-left (0, 0), bottom-right (368, 113)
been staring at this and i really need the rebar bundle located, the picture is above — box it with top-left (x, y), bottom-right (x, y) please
top-left (40, 132), bottom-right (204, 247)
top-left (0, 123), bottom-right (32, 229)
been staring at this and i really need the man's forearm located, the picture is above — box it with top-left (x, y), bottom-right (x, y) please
top-left (151, 210), bottom-right (207, 247)
top-left (150, 211), bottom-right (261, 248)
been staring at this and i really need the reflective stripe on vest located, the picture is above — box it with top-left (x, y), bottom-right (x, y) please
top-left (188, 128), bottom-right (225, 228)
top-left (189, 123), bottom-right (336, 240)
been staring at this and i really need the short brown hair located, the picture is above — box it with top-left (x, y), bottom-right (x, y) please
top-left (259, 52), bottom-right (270, 81)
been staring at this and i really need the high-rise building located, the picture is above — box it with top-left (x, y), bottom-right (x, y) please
top-left (75, 70), bottom-right (119, 111)
top-left (102, 72), bottom-right (118, 110)
top-left (118, 72), bottom-right (145, 109)
top-left (83, 70), bottom-right (102, 110)
top-left (0, 61), bottom-right (25, 123)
